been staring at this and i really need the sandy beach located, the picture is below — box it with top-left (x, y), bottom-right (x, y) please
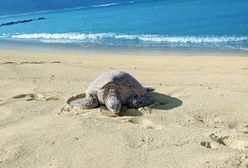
top-left (0, 49), bottom-right (248, 168)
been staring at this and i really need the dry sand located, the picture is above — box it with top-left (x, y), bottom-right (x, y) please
top-left (0, 49), bottom-right (248, 168)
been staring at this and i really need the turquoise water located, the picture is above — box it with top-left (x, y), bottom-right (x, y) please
top-left (0, 0), bottom-right (248, 51)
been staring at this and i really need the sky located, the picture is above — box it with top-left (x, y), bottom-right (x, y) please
top-left (0, 0), bottom-right (144, 16)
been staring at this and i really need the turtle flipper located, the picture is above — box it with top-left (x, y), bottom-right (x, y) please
top-left (70, 95), bottom-right (98, 108)
top-left (127, 96), bottom-right (152, 108)
top-left (145, 87), bottom-right (155, 92)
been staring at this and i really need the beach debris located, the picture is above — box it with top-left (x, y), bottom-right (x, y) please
top-left (209, 133), bottom-right (228, 146)
top-left (200, 141), bottom-right (212, 148)
top-left (67, 71), bottom-right (154, 116)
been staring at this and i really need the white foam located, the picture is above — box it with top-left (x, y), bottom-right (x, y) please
top-left (12, 33), bottom-right (114, 40)
top-left (92, 3), bottom-right (119, 8)
top-left (11, 33), bottom-right (248, 44)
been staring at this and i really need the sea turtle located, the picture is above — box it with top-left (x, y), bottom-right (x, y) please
top-left (69, 71), bottom-right (154, 115)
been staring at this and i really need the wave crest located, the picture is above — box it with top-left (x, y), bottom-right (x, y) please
top-left (11, 33), bottom-right (248, 42)
top-left (1, 33), bottom-right (247, 49)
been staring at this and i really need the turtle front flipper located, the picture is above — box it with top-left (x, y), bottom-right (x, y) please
top-left (70, 95), bottom-right (99, 109)
top-left (127, 96), bottom-right (152, 108)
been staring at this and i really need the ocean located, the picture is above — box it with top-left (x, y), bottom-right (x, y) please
top-left (0, 0), bottom-right (248, 53)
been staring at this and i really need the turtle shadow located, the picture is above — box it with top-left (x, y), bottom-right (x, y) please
top-left (119, 92), bottom-right (182, 117)
top-left (148, 91), bottom-right (183, 110)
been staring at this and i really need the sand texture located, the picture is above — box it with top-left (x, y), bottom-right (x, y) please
top-left (0, 50), bottom-right (248, 168)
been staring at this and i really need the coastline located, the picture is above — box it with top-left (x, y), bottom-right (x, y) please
top-left (1, 39), bottom-right (248, 57)
top-left (0, 48), bottom-right (248, 167)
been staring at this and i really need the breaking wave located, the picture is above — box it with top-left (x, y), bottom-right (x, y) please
top-left (1, 33), bottom-right (248, 49)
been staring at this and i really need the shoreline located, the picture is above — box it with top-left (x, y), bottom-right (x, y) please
top-left (1, 39), bottom-right (248, 57)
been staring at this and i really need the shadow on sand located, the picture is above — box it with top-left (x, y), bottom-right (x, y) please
top-left (148, 92), bottom-right (183, 110)
top-left (119, 91), bottom-right (183, 117)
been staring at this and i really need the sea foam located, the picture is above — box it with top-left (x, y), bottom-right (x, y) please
top-left (10, 33), bottom-right (248, 44)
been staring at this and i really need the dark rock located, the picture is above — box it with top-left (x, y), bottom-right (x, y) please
top-left (36, 17), bottom-right (46, 20)
top-left (0, 17), bottom-right (46, 27)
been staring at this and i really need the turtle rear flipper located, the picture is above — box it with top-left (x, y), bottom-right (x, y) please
top-left (69, 95), bottom-right (98, 109)
top-left (127, 96), bottom-right (152, 108)
top-left (145, 87), bottom-right (155, 92)
top-left (67, 93), bottom-right (86, 104)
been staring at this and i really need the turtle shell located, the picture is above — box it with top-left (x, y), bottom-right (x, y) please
top-left (85, 71), bottom-right (147, 104)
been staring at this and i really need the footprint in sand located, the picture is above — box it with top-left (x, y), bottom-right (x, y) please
top-left (12, 93), bottom-right (37, 101)
top-left (1, 61), bottom-right (61, 65)
top-left (200, 141), bottom-right (213, 149)
top-left (243, 131), bottom-right (248, 134)
top-left (128, 118), bottom-right (163, 130)
top-left (51, 61), bottom-right (61, 64)
top-left (20, 61), bottom-right (61, 64)
top-left (12, 93), bottom-right (60, 102)
top-left (119, 107), bottom-right (144, 117)
top-left (45, 97), bottom-right (60, 101)
top-left (60, 104), bottom-right (98, 117)
top-left (0, 99), bottom-right (7, 106)
top-left (201, 133), bottom-right (248, 150)
top-left (200, 134), bottom-right (227, 149)
top-left (209, 133), bottom-right (228, 146)
top-left (20, 61), bottom-right (46, 64)
top-left (1, 62), bottom-right (18, 65)
top-left (220, 134), bottom-right (248, 150)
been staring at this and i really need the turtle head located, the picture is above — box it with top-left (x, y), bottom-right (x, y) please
top-left (105, 89), bottom-right (121, 114)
